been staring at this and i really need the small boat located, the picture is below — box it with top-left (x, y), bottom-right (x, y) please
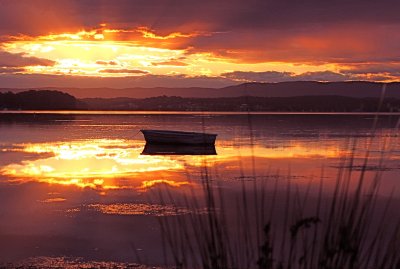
top-left (140, 129), bottom-right (217, 145)
top-left (141, 143), bottom-right (217, 155)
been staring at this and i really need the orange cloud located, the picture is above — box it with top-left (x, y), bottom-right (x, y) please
top-left (136, 27), bottom-right (200, 40)
top-left (3, 26), bottom-right (202, 43)
top-left (3, 30), bottom-right (104, 42)
top-left (95, 60), bottom-right (119, 66)
top-left (98, 69), bottom-right (149, 75)
top-left (38, 30), bottom-right (104, 41)
top-left (151, 60), bottom-right (188, 66)
top-left (1, 19), bottom-right (400, 84)
top-left (1, 26), bottom-right (207, 53)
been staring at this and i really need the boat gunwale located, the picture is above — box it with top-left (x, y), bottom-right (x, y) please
top-left (140, 129), bottom-right (217, 137)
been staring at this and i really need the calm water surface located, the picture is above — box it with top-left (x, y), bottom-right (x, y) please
top-left (0, 112), bottom-right (399, 266)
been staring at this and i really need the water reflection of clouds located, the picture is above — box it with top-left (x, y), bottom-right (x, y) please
top-left (1, 139), bottom-right (188, 189)
top-left (0, 138), bottom-right (350, 191)
top-left (1, 114), bottom-right (399, 265)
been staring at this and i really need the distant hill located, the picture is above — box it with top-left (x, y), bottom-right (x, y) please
top-left (1, 81), bottom-right (399, 98)
top-left (1, 89), bottom-right (400, 112)
top-left (222, 81), bottom-right (400, 98)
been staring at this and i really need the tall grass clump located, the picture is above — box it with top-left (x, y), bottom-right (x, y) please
top-left (155, 135), bottom-right (399, 269)
top-left (155, 109), bottom-right (399, 268)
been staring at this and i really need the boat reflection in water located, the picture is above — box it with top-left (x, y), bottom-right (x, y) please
top-left (141, 143), bottom-right (217, 155)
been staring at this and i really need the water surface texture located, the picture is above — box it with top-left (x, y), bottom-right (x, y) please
top-left (0, 112), bottom-right (399, 266)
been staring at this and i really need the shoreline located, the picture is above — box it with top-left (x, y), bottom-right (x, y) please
top-left (2, 110), bottom-right (400, 116)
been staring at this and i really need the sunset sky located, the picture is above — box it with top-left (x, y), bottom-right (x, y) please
top-left (0, 0), bottom-right (399, 88)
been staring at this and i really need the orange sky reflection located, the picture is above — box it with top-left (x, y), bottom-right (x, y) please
top-left (0, 139), bottom-right (347, 191)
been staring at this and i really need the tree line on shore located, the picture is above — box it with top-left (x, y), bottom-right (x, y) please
top-left (2, 90), bottom-right (400, 112)
top-left (0, 90), bottom-right (78, 110)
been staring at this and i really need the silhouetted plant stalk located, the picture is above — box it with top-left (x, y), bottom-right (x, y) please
top-left (156, 118), bottom-right (399, 269)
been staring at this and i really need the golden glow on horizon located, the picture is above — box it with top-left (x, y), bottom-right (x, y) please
top-left (2, 27), bottom-right (339, 79)
top-left (0, 138), bottom-right (347, 191)
top-left (41, 31), bottom-right (105, 41)
top-left (1, 25), bottom-right (399, 82)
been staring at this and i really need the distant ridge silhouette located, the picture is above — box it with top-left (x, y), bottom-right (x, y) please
top-left (1, 81), bottom-right (399, 99)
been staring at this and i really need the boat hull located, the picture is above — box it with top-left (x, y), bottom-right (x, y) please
top-left (140, 130), bottom-right (217, 145)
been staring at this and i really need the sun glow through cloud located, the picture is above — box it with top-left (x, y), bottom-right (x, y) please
top-left (1, 27), bottom-right (343, 80)
top-left (0, 0), bottom-right (399, 86)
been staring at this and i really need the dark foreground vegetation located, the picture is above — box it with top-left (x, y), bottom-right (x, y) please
top-left (155, 124), bottom-right (400, 268)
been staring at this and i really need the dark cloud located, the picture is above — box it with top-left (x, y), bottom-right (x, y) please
top-left (185, 24), bottom-right (400, 64)
top-left (0, 50), bottom-right (56, 67)
top-left (1, 0), bottom-right (399, 35)
top-left (98, 69), bottom-right (148, 74)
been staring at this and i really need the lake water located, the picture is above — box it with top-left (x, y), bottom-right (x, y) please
top-left (0, 112), bottom-right (399, 268)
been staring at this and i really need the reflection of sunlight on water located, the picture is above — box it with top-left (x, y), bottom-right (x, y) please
top-left (0, 138), bottom-right (347, 190)
top-left (1, 139), bottom-right (190, 190)
top-left (40, 197), bottom-right (67, 203)
top-left (68, 203), bottom-right (191, 216)
top-left (140, 179), bottom-right (190, 189)
top-left (3, 256), bottom-right (157, 269)
top-left (219, 143), bottom-right (345, 159)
